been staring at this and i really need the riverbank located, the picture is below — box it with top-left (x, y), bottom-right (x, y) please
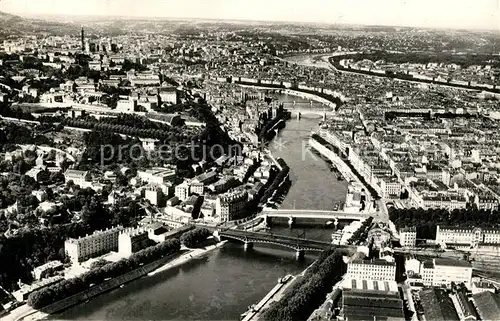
top-left (328, 55), bottom-right (500, 94)
top-left (259, 112), bottom-right (288, 143)
top-left (242, 252), bottom-right (339, 321)
top-left (238, 84), bottom-right (340, 109)
top-left (309, 133), bottom-right (380, 200)
top-left (281, 53), bottom-right (333, 69)
top-left (4, 255), bottom-right (178, 321)
top-left (241, 259), bottom-right (318, 321)
top-left (4, 241), bottom-right (228, 321)
top-left (242, 275), bottom-right (296, 321)
top-left (9, 252), bottom-right (184, 321)
top-left (148, 240), bottom-right (228, 276)
top-left (308, 136), bottom-right (359, 184)
top-left (35, 114), bottom-right (345, 321)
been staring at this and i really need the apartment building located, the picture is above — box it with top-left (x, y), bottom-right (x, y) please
top-left (118, 227), bottom-right (150, 256)
top-left (175, 182), bottom-right (190, 201)
top-left (65, 227), bottom-right (123, 264)
top-left (216, 189), bottom-right (248, 222)
top-left (346, 259), bottom-right (396, 282)
top-left (474, 193), bottom-right (499, 211)
top-left (116, 99), bottom-right (137, 112)
top-left (380, 176), bottom-right (402, 198)
top-left (421, 258), bottom-right (472, 288)
top-left (130, 76), bottom-right (161, 87)
top-left (64, 169), bottom-right (91, 187)
top-left (349, 147), bottom-right (391, 194)
top-left (411, 189), bottom-right (468, 210)
top-left (189, 182), bottom-right (204, 195)
top-left (453, 291), bottom-right (477, 321)
top-left (208, 176), bottom-right (239, 194)
top-left (436, 225), bottom-right (500, 247)
top-left (159, 87), bottom-right (178, 104)
top-left (145, 185), bottom-right (163, 206)
top-left (193, 170), bottom-right (218, 185)
top-left (137, 167), bottom-right (176, 185)
top-left (319, 130), bottom-right (350, 154)
top-left (426, 167), bottom-right (451, 186)
top-left (399, 226), bottom-right (417, 247)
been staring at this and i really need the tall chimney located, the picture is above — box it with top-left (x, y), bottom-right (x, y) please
top-left (81, 27), bottom-right (85, 51)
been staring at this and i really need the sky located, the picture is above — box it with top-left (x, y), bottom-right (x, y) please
top-left (1, 0), bottom-right (499, 30)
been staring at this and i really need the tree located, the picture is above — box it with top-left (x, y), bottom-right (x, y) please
top-left (180, 228), bottom-right (211, 247)
top-left (90, 259), bottom-right (109, 270)
top-left (111, 199), bottom-right (142, 227)
top-left (81, 197), bottom-right (112, 230)
top-left (26, 237), bottom-right (181, 308)
top-left (13, 159), bottom-right (29, 175)
top-left (261, 249), bottom-right (344, 321)
top-left (49, 171), bottom-right (65, 184)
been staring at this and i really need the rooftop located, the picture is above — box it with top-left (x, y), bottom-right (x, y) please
top-left (434, 258), bottom-right (472, 268)
top-left (14, 276), bottom-right (64, 296)
top-left (193, 170), bottom-right (217, 183)
top-left (33, 260), bottom-right (63, 273)
top-left (65, 226), bottom-right (123, 244)
top-left (400, 226), bottom-right (417, 233)
top-left (473, 281), bottom-right (496, 289)
top-left (64, 169), bottom-right (88, 177)
top-left (419, 288), bottom-right (459, 321)
top-left (140, 167), bottom-right (176, 177)
top-left (473, 291), bottom-right (500, 321)
top-left (350, 259), bottom-right (396, 267)
top-left (343, 278), bottom-right (398, 293)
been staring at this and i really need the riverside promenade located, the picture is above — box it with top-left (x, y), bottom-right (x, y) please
top-left (148, 240), bottom-right (228, 276)
top-left (241, 255), bottom-right (328, 321)
top-left (308, 136), bottom-right (358, 184)
top-left (4, 240), bottom-right (228, 321)
top-left (6, 252), bottom-right (185, 321)
top-left (241, 275), bottom-right (296, 321)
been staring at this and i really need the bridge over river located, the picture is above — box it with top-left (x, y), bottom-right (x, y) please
top-left (49, 114), bottom-right (355, 321)
top-left (261, 208), bottom-right (373, 227)
top-left (286, 107), bottom-right (335, 118)
top-left (214, 229), bottom-right (353, 259)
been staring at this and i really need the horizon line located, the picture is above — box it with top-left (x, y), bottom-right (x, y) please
top-left (3, 10), bottom-right (499, 33)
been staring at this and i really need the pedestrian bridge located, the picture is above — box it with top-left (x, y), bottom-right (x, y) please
top-left (215, 229), bottom-right (351, 258)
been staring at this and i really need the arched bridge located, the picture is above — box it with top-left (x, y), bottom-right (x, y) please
top-left (215, 229), bottom-right (351, 258)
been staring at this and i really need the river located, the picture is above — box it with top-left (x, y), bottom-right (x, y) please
top-left (52, 96), bottom-right (348, 321)
top-left (265, 96), bottom-right (348, 241)
top-left (268, 97), bottom-right (347, 210)
top-left (282, 53), bottom-right (333, 69)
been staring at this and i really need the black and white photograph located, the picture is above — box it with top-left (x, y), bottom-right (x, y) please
top-left (0, 0), bottom-right (499, 320)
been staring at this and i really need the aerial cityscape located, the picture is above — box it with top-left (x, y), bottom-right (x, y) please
top-left (0, 1), bottom-right (499, 320)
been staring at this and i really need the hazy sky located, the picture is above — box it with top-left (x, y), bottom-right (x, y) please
top-left (2, 0), bottom-right (499, 30)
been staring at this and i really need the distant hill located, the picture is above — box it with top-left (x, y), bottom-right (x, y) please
top-left (0, 11), bottom-right (91, 37)
top-left (0, 11), bottom-right (495, 39)
top-left (0, 10), bottom-right (17, 19)
top-left (0, 11), bottom-right (23, 36)
top-left (0, 10), bottom-right (22, 23)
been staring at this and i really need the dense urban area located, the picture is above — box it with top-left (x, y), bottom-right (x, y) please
top-left (0, 7), bottom-right (499, 321)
